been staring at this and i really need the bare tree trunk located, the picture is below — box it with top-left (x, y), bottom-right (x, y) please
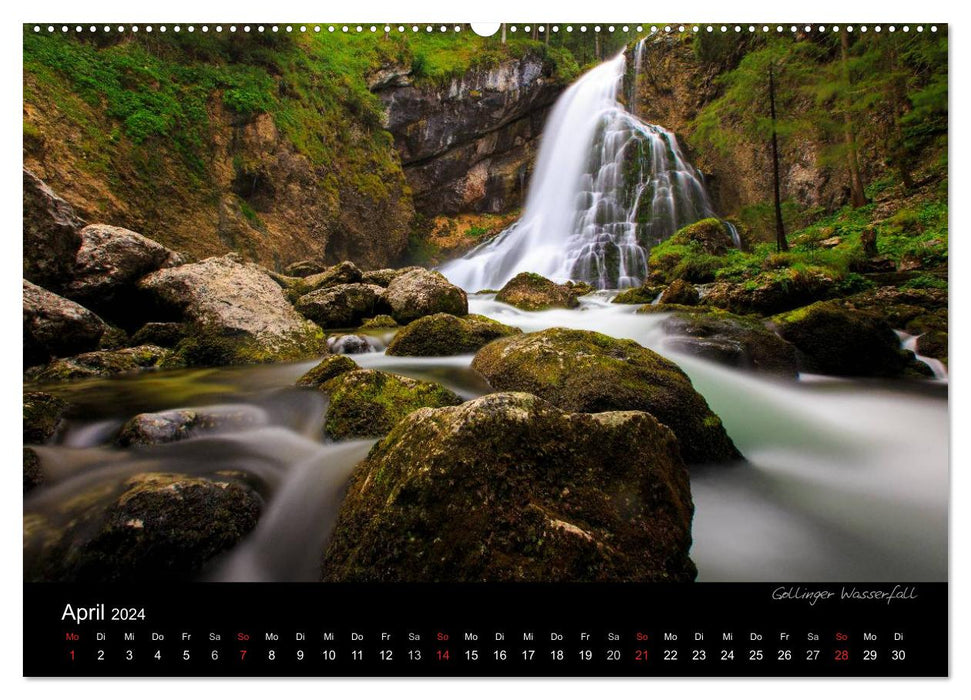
top-left (545, 24), bottom-right (550, 44)
top-left (595, 33), bottom-right (601, 61)
top-left (840, 31), bottom-right (867, 207)
top-left (501, 23), bottom-right (506, 45)
top-left (531, 25), bottom-right (538, 41)
top-left (769, 64), bottom-right (789, 253)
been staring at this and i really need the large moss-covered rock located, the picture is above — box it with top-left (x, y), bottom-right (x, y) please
top-left (24, 280), bottom-right (108, 368)
top-left (385, 313), bottom-right (521, 356)
top-left (116, 406), bottom-right (267, 447)
top-left (362, 266), bottom-right (422, 288)
top-left (25, 346), bottom-right (170, 383)
top-left (612, 284), bottom-right (663, 304)
top-left (381, 268), bottom-right (468, 323)
top-left (131, 322), bottom-right (188, 348)
top-left (658, 279), bottom-right (700, 306)
top-left (23, 168), bottom-right (83, 294)
top-left (359, 314), bottom-right (398, 330)
top-left (295, 283), bottom-right (387, 329)
top-left (25, 472), bottom-right (262, 582)
top-left (472, 328), bottom-right (740, 464)
top-left (284, 259), bottom-right (327, 278)
top-left (292, 261), bottom-right (365, 296)
top-left (24, 447), bottom-right (44, 493)
top-left (297, 355), bottom-right (359, 388)
top-left (23, 391), bottom-right (68, 443)
top-left (703, 268), bottom-right (839, 316)
top-left (322, 392), bottom-right (696, 582)
top-left (322, 369), bottom-right (462, 440)
top-left (917, 330), bottom-right (948, 364)
top-left (659, 312), bottom-right (798, 377)
top-left (770, 302), bottom-right (929, 377)
top-left (64, 224), bottom-right (181, 317)
top-left (139, 253), bottom-right (325, 365)
top-left (495, 272), bottom-right (580, 311)
top-left (671, 218), bottom-right (735, 255)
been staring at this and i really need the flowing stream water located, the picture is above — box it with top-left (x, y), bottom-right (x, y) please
top-left (24, 294), bottom-right (948, 582)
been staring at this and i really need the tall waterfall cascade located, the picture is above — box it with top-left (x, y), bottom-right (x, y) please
top-left (440, 44), bottom-right (735, 291)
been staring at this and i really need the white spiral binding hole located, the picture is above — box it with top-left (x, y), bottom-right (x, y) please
top-left (32, 24), bottom-right (939, 35)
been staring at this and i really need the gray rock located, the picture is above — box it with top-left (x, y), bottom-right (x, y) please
top-left (117, 405), bottom-right (267, 447)
top-left (23, 169), bottom-right (83, 293)
top-left (24, 280), bottom-right (107, 368)
top-left (296, 283), bottom-right (387, 328)
top-left (327, 334), bottom-right (375, 354)
top-left (381, 269), bottom-right (468, 323)
top-left (25, 345), bottom-right (170, 383)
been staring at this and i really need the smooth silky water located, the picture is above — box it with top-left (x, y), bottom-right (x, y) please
top-left (25, 293), bottom-right (948, 582)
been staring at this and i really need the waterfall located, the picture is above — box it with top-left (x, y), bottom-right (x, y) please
top-left (440, 47), bottom-right (726, 291)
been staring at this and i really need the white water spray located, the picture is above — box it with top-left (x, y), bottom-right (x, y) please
top-left (440, 47), bottom-right (730, 291)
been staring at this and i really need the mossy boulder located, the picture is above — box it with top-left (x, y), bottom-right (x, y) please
top-left (385, 313), bottom-right (521, 357)
top-left (295, 283), bottom-right (387, 329)
top-left (659, 312), bottom-right (798, 377)
top-left (297, 355), bottom-right (359, 388)
top-left (284, 259), bottom-right (328, 278)
top-left (26, 345), bottom-right (170, 383)
top-left (612, 285), bottom-right (663, 304)
top-left (25, 472), bottom-right (262, 582)
top-left (839, 286), bottom-right (948, 335)
top-left (381, 268), bottom-right (468, 323)
top-left (131, 321), bottom-right (187, 348)
top-left (322, 369), bottom-right (463, 440)
top-left (24, 447), bottom-right (44, 493)
top-left (770, 302), bottom-right (929, 378)
top-left (322, 392), bottom-right (696, 583)
top-left (637, 304), bottom-right (719, 315)
top-left (671, 218), bottom-right (735, 255)
top-left (658, 279), bottom-right (700, 306)
top-left (24, 280), bottom-right (108, 368)
top-left (139, 254), bottom-right (326, 365)
top-left (703, 268), bottom-right (839, 316)
top-left (494, 272), bottom-right (580, 311)
top-left (293, 261), bottom-right (364, 295)
top-left (362, 266), bottom-right (422, 288)
top-left (24, 391), bottom-right (68, 443)
top-left (359, 314), bottom-right (398, 330)
top-left (116, 405), bottom-right (267, 447)
top-left (916, 330), bottom-right (947, 364)
top-left (472, 328), bottom-right (741, 464)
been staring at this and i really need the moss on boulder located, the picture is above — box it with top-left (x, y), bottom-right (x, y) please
top-left (167, 322), bottom-right (325, 368)
top-left (659, 312), bottom-right (798, 377)
top-left (703, 267), bottom-right (839, 316)
top-left (24, 391), bottom-right (68, 443)
top-left (26, 345), bottom-right (171, 383)
top-left (297, 355), bottom-right (359, 388)
top-left (25, 472), bottom-right (262, 582)
top-left (24, 447), bottom-right (44, 493)
top-left (295, 283), bottom-right (388, 329)
top-left (658, 279), bottom-right (700, 306)
top-left (612, 285), bottom-right (663, 304)
top-left (322, 392), bottom-right (696, 583)
top-left (770, 302), bottom-right (930, 378)
top-left (385, 313), bottom-right (521, 357)
top-left (494, 272), bottom-right (580, 311)
top-left (472, 328), bottom-right (740, 464)
top-left (359, 314), bottom-right (398, 330)
top-left (322, 369), bottom-right (462, 440)
top-left (671, 218), bottom-right (736, 254)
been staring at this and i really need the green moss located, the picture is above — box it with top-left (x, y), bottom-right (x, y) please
top-left (296, 355), bottom-right (359, 387)
top-left (385, 313), bottom-right (521, 356)
top-left (168, 323), bottom-right (325, 368)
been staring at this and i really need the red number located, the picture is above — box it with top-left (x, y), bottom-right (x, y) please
top-left (834, 649), bottom-right (849, 661)
top-left (240, 649), bottom-right (247, 660)
top-left (437, 649), bottom-right (449, 661)
top-left (635, 650), bottom-right (649, 662)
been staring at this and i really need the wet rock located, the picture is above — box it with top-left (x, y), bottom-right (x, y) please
top-left (296, 355), bottom-right (359, 388)
top-left (659, 312), bottom-right (798, 377)
top-left (840, 286), bottom-right (947, 332)
top-left (295, 261), bottom-right (364, 295)
top-left (636, 303), bottom-right (718, 315)
top-left (359, 314), bottom-right (399, 330)
top-left (295, 283), bottom-right (387, 329)
top-left (702, 268), bottom-right (839, 316)
top-left (131, 322), bottom-right (188, 348)
top-left (139, 254), bottom-right (325, 365)
top-left (23, 391), bottom-right (68, 443)
top-left (658, 279), bottom-right (700, 306)
top-left (916, 330), bottom-right (948, 363)
top-left (770, 302), bottom-right (929, 378)
top-left (322, 369), bottom-right (462, 440)
top-left (322, 392), bottom-right (696, 582)
top-left (328, 334), bottom-right (375, 355)
top-left (23, 168), bottom-right (83, 293)
top-left (494, 272), bottom-right (580, 311)
top-left (24, 280), bottom-right (108, 368)
top-left (25, 346), bottom-right (170, 383)
top-left (671, 218), bottom-right (736, 255)
top-left (64, 224), bottom-right (180, 317)
top-left (284, 259), bottom-right (328, 277)
top-left (26, 473), bottom-right (262, 582)
top-left (117, 405), bottom-right (267, 447)
top-left (24, 447), bottom-right (44, 493)
top-left (611, 285), bottom-right (663, 304)
top-left (97, 325), bottom-right (130, 350)
top-left (472, 328), bottom-right (740, 464)
top-left (362, 267), bottom-right (422, 288)
top-left (382, 268), bottom-right (468, 323)
top-left (385, 313), bottom-right (521, 357)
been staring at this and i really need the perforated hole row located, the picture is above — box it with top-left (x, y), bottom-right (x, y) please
top-left (30, 24), bottom-right (940, 35)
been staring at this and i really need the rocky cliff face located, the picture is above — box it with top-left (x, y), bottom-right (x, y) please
top-left (629, 34), bottom-right (869, 224)
top-left (375, 53), bottom-right (562, 216)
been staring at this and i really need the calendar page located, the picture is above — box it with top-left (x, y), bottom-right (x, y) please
top-left (22, 20), bottom-right (948, 677)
